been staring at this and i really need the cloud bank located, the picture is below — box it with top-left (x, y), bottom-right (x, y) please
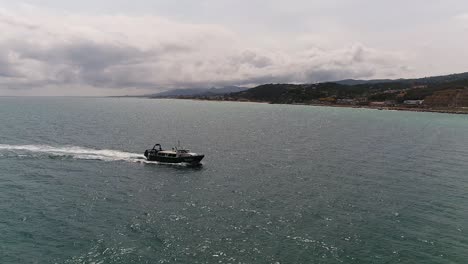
top-left (0, 6), bottom-right (410, 95)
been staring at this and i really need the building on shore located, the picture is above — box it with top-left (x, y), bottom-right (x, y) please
top-left (404, 100), bottom-right (424, 105)
top-left (369, 101), bottom-right (386, 107)
top-left (336, 99), bottom-right (356, 105)
top-left (319, 97), bottom-right (337, 104)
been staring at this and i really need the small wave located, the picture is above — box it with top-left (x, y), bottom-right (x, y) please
top-left (0, 144), bottom-right (145, 163)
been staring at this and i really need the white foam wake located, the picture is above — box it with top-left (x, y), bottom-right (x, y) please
top-left (0, 144), bottom-right (146, 162)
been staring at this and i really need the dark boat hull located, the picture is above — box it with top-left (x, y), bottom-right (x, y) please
top-left (146, 154), bottom-right (204, 164)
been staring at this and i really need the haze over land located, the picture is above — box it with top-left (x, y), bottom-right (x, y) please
top-left (0, 1), bottom-right (468, 96)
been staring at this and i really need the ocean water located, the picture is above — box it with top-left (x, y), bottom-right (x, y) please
top-left (0, 97), bottom-right (467, 264)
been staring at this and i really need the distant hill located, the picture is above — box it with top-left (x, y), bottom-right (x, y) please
top-left (148, 86), bottom-right (248, 98)
top-left (224, 72), bottom-right (468, 105)
top-left (336, 72), bottom-right (468, 86)
top-left (335, 79), bottom-right (401, 86)
top-left (129, 71), bottom-right (468, 108)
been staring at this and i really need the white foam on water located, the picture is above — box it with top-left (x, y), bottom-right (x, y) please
top-left (0, 144), bottom-right (146, 163)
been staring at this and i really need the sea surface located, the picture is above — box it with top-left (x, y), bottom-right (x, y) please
top-left (0, 97), bottom-right (467, 264)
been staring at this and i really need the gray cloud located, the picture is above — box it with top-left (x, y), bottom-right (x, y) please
top-left (0, 6), bottom-right (413, 95)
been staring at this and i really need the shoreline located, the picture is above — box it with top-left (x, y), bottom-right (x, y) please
top-left (113, 96), bottom-right (468, 115)
top-left (316, 105), bottom-right (468, 115)
top-left (152, 97), bottom-right (468, 115)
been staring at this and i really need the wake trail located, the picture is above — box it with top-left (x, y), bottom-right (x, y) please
top-left (0, 144), bottom-right (148, 163)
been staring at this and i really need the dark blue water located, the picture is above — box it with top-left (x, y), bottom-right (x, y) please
top-left (0, 97), bottom-right (467, 263)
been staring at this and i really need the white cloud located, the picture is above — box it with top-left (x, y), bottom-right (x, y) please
top-left (455, 13), bottom-right (468, 20)
top-left (455, 12), bottom-right (468, 29)
top-left (0, 5), bottom-right (409, 95)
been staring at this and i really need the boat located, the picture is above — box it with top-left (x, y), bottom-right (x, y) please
top-left (144, 143), bottom-right (204, 165)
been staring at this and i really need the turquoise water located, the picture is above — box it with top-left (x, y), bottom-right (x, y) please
top-left (0, 97), bottom-right (467, 264)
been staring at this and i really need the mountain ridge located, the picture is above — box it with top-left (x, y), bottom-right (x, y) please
top-left (335, 72), bottom-right (468, 86)
top-left (147, 86), bottom-right (248, 98)
top-left (200, 71), bottom-right (468, 108)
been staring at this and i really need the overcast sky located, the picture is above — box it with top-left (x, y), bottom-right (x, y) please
top-left (0, 0), bottom-right (467, 96)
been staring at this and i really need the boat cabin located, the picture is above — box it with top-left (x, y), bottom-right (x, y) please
top-left (144, 143), bottom-right (204, 164)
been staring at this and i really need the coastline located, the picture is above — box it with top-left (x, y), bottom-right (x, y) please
top-left (151, 97), bottom-right (468, 115)
top-left (306, 104), bottom-right (468, 115)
